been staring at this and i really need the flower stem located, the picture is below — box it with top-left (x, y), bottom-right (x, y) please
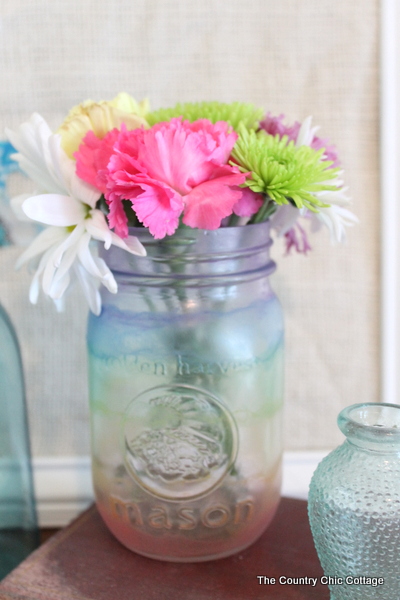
top-left (227, 214), bottom-right (241, 227)
top-left (249, 197), bottom-right (277, 224)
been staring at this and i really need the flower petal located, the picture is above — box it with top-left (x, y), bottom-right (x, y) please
top-left (65, 177), bottom-right (101, 211)
top-left (15, 226), bottom-right (68, 268)
top-left (93, 256), bottom-right (118, 294)
top-left (22, 194), bottom-right (86, 226)
top-left (48, 132), bottom-right (100, 205)
top-left (78, 232), bottom-right (118, 293)
top-left (10, 194), bottom-right (34, 222)
top-left (85, 209), bottom-right (145, 255)
top-left (6, 114), bottom-right (52, 168)
top-left (106, 195), bottom-right (130, 238)
top-left (7, 115), bottom-right (67, 194)
top-left (74, 263), bottom-right (102, 316)
top-left (182, 170), bottom-right (245, 230)
top-left (109, 231), bottom-right (147, 256)
top-left (75, 129), bottom-right (120, 195)
top-left (269, 204), bottom-right (301, 237)
top-left (85, 209), bottom-right (113, 248)
top-left (29, 272), bottom-right (41, 304)
top-left (131, 184), bottom-right (184, 239)
top-left (12, 154), bottom-right (65, 195)
top-left (260, 113), bottom-right (301, 142)
top-left (284, 223), bottom-right (312, 254)
top-left (29, 245), bottom-right (56, 302)
top-left (232, 188), bottom-right (264, 217)
top-left (315, 186), bottom-right (351, 207)
top-left (296, 116), bottom-right (319, 147)
top-left (51, 223), bottom-right (85, 268)
top-left (316, 205), bottom-right (358, 243)
top-left (49, 244), bottom-right (79, 295)
top-left (48, 268), bottom-right (72, 300)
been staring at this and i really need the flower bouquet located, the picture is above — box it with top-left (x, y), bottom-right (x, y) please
top-left (6, 93), bottom-right (356, 315)
top-left (6, 95), bottom-right (356, 562)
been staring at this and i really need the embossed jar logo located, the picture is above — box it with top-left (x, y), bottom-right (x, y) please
top-left (123, 384), bottom-right (238, 500)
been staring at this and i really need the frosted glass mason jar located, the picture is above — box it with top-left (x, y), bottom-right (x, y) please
top-left (87, 222), bottom-right (284, 562)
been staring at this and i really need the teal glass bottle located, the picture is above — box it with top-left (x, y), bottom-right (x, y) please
top-left (308, 403), bottom-right (400, 599)
top-left (0, 302), bottom-right (39, 579)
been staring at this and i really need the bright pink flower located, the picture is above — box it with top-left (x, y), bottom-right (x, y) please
top-left (186, 119), bottom-right (237, 165)
top-left (75, 129), bottom-right (120, 194)
top-left (260, 113), bottom-right (340, 167)
top-left (182, 167), bottom-right (244, 229)
top-left (232, 187), bottom-right (264, 217)
top-left (104, 118), bottom-right (247, 238)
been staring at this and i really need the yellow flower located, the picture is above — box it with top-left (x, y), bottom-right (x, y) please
top-left (58, 93), bottom-right (150, 158)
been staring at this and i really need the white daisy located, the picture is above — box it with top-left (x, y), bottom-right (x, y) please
top-left (310, 204), bottom-right (359, 243)
top-left (270, 119), bottom-right (357, 250)
top-left (296, 116), bottom-right (357, 243)
top-left (6, 113), bottom-right (146, 315)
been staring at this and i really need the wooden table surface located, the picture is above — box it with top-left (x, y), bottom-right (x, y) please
top-left (0, 498), bottom-right (329, 600)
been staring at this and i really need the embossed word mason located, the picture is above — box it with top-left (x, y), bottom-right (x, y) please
top-left (110, 496), bottom-right (255, 531)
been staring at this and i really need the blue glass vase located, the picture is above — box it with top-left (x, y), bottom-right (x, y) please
top-left (0, 303), bottom-right (39, 579)
top-left (87, 222), bottom-right (284, 562)
top-left (308, 403), bottom-right (400, 599)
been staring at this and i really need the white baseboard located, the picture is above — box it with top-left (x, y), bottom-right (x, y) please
top-left (281, 451), bottom-right (329, 500)
top-left (32, 451), bottom-right (330, 527)
top-left (33, 457), bottom-right (93, 527)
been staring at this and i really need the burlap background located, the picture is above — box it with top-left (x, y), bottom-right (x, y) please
top-left (0, 0), bottom-right (379, 456)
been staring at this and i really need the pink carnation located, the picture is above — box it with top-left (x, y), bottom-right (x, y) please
top-left (232, 187), bottom-right (264, 217)
top-left (260, 113), bottom-right (340, 167)
top-left (75, 129), bottom-right (120, 194)
top-left (103, 118), bottom-right (248, 239)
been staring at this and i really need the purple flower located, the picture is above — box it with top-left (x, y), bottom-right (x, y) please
top-left (260, 113), bottom-right (340, 167)
top-left (284, 223), bottom-right (312, 255)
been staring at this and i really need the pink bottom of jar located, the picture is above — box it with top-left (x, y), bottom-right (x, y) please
top-left (96, 481), bottom-right (281, 562)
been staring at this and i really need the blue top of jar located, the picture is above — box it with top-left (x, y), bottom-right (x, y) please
top-left (99, 221), bottom-right (276, 282)
top-left (338, 403), bottom-right (400, 451)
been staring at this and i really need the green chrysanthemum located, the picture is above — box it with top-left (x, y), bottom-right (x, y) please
top-left (232, 127), bottom-right (340, 214)
top-left (147, 101), bottom-right (263, 131)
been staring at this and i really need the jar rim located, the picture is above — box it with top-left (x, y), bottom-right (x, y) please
top-left (126, 221), bottom-right (273, 253)
top-left (100, 221), bottom-right (276, 279)
top-left (338, 402), bottom-right (400, 448)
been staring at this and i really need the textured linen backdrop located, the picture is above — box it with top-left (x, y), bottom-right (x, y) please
top-left (0, 0), bottom-right (379, 456)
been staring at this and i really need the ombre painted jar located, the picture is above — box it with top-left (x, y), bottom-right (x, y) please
top-left (87, 222), bottom-right (284, 562)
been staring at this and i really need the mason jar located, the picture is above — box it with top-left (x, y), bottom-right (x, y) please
top-left (87, 222), bottom-right (284, 562)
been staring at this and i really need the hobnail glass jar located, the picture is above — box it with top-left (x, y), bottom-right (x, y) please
top-left (87, 222), bottom-right (284, 562)
top-left (308, 402), bottom-right (400, 599)
top-left (0, 303), bottom-right (38, 579)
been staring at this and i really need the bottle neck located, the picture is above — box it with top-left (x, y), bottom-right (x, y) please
top-left (99, 222), bottom-right (275, 284)
top-left (338, 403), bottom-right (400, 452)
